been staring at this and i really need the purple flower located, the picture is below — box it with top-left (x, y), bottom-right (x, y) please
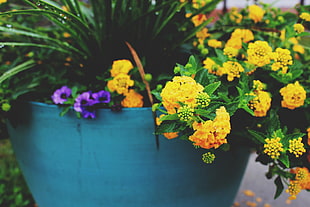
top-left (51, 86), bottom-right (72, 104)
top-left (74, 92), bottom-right (98, 119)
top-left (92, 90), bottom-right (111, 103)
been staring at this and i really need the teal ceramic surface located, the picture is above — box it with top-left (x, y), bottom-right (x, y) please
top-left (7, 102), bottom-right (250, 207)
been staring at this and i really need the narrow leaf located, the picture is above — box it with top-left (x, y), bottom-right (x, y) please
top-left (0, 60), bottom-right (36, 84)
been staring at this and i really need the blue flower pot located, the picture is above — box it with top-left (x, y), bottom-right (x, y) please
top-left (7, 102), bottom-right (250, 207)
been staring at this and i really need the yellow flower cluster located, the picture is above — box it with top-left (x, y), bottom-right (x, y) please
top-left (248, 89), bottom-right (272, 117)
top-left (223, 47), bottom-right (239, 58)
top-left (229, 7), bottom-right (243, 23)
top-left (107, 73), bottom-right (134, 95)
top-left (177, 105), bottom-right (194, 121)
top-left (248, 80), bottom-right (271, 117)
top-left (109, 59), bottom-right (133, 77)
top-left (107, 59), bottom-right (144, 107)
top-left (207, 39), bottom-right (222, 48)
top-left (247, 40), bottom-right (273, 67)
top-left (203, 58), bottom-right (221, 75)
top-left (226, 29), bottom-right (254, 49)
top-left (288, 137), bottom-right (306, 157)
top-left (248, 4), bottom-right (265, 23)
top-left (121, 89), bottom-right (143, 108)
top-left (270, 48), bottom-right (293, 74)
top-left (300, 12), bottom-right (310, 21)
top-left (0, 0), bottom-right (7, 4)
top-left (188, 13), bottom-right (210, 45)
top-left (202, 152), bottom-right (216, 164)
top-left (280, 81), bottom-right (306, 110)
top-left (189, 106), bottom-right (231, 149)
top-left (160, 76), bottom-right (204, 114)
top-left (221, 61), bottom-right (244, 81)
top-left (196, 92), bottom-right (211, 108)
top-left (263, 137), bottom-right (284, 159)
top-left (287, 167), bottom-right (310, 200)
top-left (294, 23), bottom-right (305, 34)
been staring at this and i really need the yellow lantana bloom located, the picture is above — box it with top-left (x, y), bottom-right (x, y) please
top-left (160, 76), bottom-right (204, 114)
top-left (300, 12), bottom-right (310, 21)
top-left (121, 89), bottom-right (143, 108)
top-left (107, 73), bottom-right (134, 95)
top-left (294, 23), bottom-right (305, 34)
top-left (248, 5), bottom-right (265, 23)
top-left (110, 59), bottom-right (134, 77)
top-left (270, 48), bottom-right (293, 74)
top-left (189, 106), bottom-right (231, 149)
top-left (247, 41), bottom-right (272, 67)
top-left (222, 61), bottom-right (244, 81)
top-left (207, 39), bottom-right (222, 48)
top-left (280, 81), bottom-right (306, 110)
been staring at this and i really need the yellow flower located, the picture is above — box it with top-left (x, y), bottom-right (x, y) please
top-left (229, 7), bottom-right (243, 23)
top-left (107, 73), bottom-right (134, 95)
top-left (226, 37), bottom-right (243, 49)
top-left (286, 180), bottom-right (302, 200)
top-left (270, 48), bottom-right (293, 74)
top-left (121, 89), bottom-right (143, 108)
top-left (0, 0), bottom-right (7, 3)
top-left (300, 12), bottom-right (310, 21)
top-left (294, 23), bottom-right (305, 34)
top-left (160, 76), bottom-right (204, 114)
top-left (191, 13), bottom-right (208, 27)
top-left (231, 29), bottom-right (254, 43)
top-left (177, 105), bottom-right (194, 121)
top-left (189, 106), bottom-right (231, 149)
top-left (222, 61), bottom-right (244, 81)
top-left (247, 41), bottom-right (273, 67)
top-left (248, 5), bottom-right (265, 23)
top-left (207, 39), bottom-right (222, 48)
top-left (110, 59), bottom-right (134, 77)
top-left (63, 32), bottom-right (71, 38)
top-left (248, 90), bottom-right (272, 117)
top-left (288, 137), bottom-right (306, 157)
top-left (293, 44), bottom-right (305, 55)
top-left (195, 27), bottom-right (211, 44)
top-left (280, 81), bottom-right (306, 110)
top-left (263, 137), bottom-right (284, 159)
top-left (223, 47), bottom-right (239, 58)
top-left (203, 57), bottom-right (223, 76)
top-left (196, 92), bottom-right (210, 108)
top-left (286, 167), bottom-right (310, 200)
top-left (253, 80), bottom-right (266, 91)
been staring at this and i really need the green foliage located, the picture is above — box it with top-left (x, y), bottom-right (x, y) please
top-left (0, 140), bottom-right (35, 207)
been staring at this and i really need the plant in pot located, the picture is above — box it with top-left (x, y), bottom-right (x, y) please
top-left (155, 1), bottom-right (310, 203)
top-left (1, 0), bottom-right (309, 207)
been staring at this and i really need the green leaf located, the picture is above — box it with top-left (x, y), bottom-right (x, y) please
top-left (59, 106), bottom-right (71, 117)
top-left (204, 81), bottom-right (221, 95)
top-left (279, 153), bottom-right (290, 168)
top-left (0, 60), bottom-right (36, 84)
top-left (247, 129), bottom-right (266, 144)
top-left (274, 176), bottom-right (284, 199)
top-left (159, 113), bottom-right (179, 121)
